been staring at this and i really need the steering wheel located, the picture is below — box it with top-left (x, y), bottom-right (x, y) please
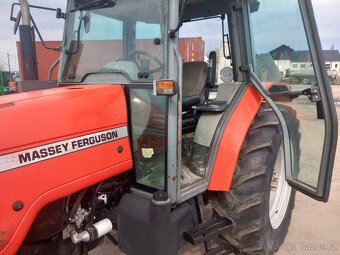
top-left (128, 50), bottom-right (164, 76)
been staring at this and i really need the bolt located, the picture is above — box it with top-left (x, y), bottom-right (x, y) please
top-left (13, 201), bottom-right (24, 211)
top-left (117, 146), bottom-right (123, 153)
top-left (153, 190), bottom-right (168, 201)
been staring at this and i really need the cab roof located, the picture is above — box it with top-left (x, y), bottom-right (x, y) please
top-left (180, 0), bottom-right (259, 20)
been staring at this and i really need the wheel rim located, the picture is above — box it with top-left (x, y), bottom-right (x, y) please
top-left (269, 144), bottom-right (292, 229)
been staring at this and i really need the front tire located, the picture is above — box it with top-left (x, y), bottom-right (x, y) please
top-left (210, 104), bottom-right (299, 255)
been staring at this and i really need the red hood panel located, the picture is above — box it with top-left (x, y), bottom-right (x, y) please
top-left (0, 85), bottom-right (133, 254)
top-left (0, 85), bottom-right (127, 153)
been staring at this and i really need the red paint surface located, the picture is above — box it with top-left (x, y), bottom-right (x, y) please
top-left (208, 85), bottom-right (263, 191)
top-left (16, 41), bottom-right (61, 80)
top-left (0, 85), bottom-right (132, 254)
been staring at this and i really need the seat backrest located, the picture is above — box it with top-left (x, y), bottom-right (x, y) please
top-left (182, 61), bottom-right (208, 97)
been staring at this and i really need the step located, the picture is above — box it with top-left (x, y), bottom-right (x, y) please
top-left (183, 217), bottom-right (232, 246)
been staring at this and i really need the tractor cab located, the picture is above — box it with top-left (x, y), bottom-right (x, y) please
top-left (59, 0), bottom-right (337, 204)
top-left (59, 0), bottom-right (247, 201)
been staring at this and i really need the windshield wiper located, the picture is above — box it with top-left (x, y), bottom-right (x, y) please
top-left (71, 0), bottom-right (116, 12)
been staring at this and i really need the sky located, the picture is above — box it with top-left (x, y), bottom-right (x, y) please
top-left (0, 0), bottom-right (67, 70)
top-left (0, 0), bottom-right (339, 71)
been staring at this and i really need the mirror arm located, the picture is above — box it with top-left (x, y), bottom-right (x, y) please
top-left (10, 3), bottom-right (19, 22)
top-left (29, 15), bottom-right (61, 51)
top-left (10, 3), bottom-right (65, 21)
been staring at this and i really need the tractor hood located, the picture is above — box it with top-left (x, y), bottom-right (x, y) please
top-left (0, 85), bottom-right (132, 254)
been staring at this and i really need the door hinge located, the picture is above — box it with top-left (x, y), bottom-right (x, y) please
top-left (239, 65), bottom-right (249, 72)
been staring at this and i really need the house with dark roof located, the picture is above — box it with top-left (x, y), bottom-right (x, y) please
top-left (270, 45), bottom-right (340, 79)
top-left (269, 45), bottom-right (294, 77)
top-left (270, 45), bottom-right (294, 61)
top-left (289, 50), bottom-right (340, 79)
top-left (323, 50), bottom-right (340, 72)
top-left (290, 51), bottom-right (313, 71)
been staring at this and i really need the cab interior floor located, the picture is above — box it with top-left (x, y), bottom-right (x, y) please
top-left (181, 133), bottom-right (202, 188)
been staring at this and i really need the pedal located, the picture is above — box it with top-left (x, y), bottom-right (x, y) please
top-left (183, 217), bottom-right (232, 246)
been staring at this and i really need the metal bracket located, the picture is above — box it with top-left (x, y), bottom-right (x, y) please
top-left (303, 85), bottom-right (321, 102)
top-left (239, 65), bottom-right (249, 72)
top-left (233, 3), bottom-right (243, 11)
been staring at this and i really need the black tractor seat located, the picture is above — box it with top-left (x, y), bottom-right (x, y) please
top-left (182, 61), bottom-right (209, 111)
top-left (181, 61), bottom-right (209, 133)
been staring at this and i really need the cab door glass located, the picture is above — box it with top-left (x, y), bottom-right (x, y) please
top-left (249, 0), bottom-right (326, 189)
top-left (129, 88), bottom-right (167, 190)
top-left (134, 22), bottom-right (165, 80)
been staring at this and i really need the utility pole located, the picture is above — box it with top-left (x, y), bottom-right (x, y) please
top-left (7, 53), bottom-right (12, 76)
top-left (18, 0), bottom-right (38, 80)
top-left (330, 45), bottom-right (334, 71)
top-left (19, 0), bottom-right (31, 26)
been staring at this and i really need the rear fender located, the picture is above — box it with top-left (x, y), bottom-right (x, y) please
top-left (208, 85), bottom-right (263, 191)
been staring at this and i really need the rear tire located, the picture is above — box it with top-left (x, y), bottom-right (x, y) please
top-left (210, 104), bottom-right (299, 255)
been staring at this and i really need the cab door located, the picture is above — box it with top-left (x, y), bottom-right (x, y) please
top-left (248, 0), bottom-right (338, 201)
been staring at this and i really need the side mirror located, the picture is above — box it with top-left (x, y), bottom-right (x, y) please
top-left (221, 15), bottom-right (231, 60)
top-left (13, 10), bottom-right (22, 35)
top-left (84, 12), bottom-right (91, 33)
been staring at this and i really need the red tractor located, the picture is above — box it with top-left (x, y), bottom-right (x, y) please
top-left (0, 0), bottom-right (337, 254)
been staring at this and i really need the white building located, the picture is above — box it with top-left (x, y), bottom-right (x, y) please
top-left (270, 45), bottom-right (340, 81)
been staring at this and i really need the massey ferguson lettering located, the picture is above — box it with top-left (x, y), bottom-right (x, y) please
top-left (0, 127), bottom-right (128, 172)
top-left (71, 131), bottom-right (118, 149)
top-left (18, 144), bottom-right (69, 164)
